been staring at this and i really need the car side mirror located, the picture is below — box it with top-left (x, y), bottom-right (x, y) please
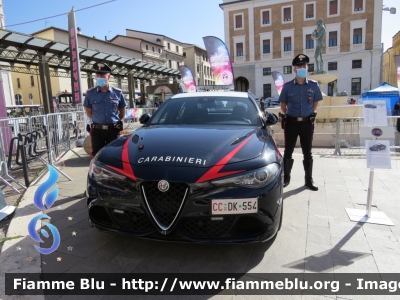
top-left (264, 112), bottom-right (278, 126)
top-left (139, 113), bottom-right (150, 124)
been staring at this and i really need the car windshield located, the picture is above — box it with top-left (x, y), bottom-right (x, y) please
top-left (148, 96), bottom-right (261, 126)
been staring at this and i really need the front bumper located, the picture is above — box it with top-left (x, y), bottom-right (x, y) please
top-left (86, 173), bottom-right (283, 243)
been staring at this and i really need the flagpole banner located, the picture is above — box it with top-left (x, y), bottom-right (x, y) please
top-left (68, 7), bottom-right (83, 105)
top-left (271, 71), bottom-right (285, 96)
top-left (178, 66), bottom-right (197, 93)
top-left (203, 36), bottom-right (234, 88)
top-left (395, 55), bottom-right (400, 95)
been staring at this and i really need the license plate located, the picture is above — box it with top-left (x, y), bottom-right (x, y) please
top-left (211, 198), bottom-right (258, 215)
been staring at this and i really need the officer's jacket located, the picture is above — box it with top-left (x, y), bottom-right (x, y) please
top-left (278, 78), bottom-right (323, 117)
top-left (83, 86), bottom-right (127, 124)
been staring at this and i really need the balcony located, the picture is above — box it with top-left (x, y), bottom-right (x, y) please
top-left (235, 56), bottom-right (244, 63)
top-left (305, 49), bottom-right (314, 56)
top-left (283, 50), bottom-right (293, 58)
top-left (352, 43), bottom-right (364, 51)
top-left (328, 46), bottom-right (339, 53)
top-left (143, 51), bottom-right (162, 59)
top-left (262, 53), bottom-right (271, 60)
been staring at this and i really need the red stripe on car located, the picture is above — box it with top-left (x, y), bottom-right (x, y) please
top-left (196, 136), bottom-right (252, 183)
top-left (106, 138), bottom-right (137, 181)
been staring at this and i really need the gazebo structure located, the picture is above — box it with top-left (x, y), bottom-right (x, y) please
top-left (0, 29), bottom-right (180, 112)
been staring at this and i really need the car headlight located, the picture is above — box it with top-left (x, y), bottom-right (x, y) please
top-left (89, 160), bottom-right (126, 183)
top-left (211, 163), bottom-right (280, 189)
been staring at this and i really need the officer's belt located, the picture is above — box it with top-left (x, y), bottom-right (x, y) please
top-left (91, 123), bottom-right (115, 130)
top-left (286, 115), bottom-right (310, 122)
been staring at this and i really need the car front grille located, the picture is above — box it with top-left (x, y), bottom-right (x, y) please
top-left (107, 208), bottom-right (154, 232)
top-left (179, 216), bottom-right (235, 238)
top-left (142, 181), bottom-right (188, 230)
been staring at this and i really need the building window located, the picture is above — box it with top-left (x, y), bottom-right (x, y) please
top-left (352, 59), bottom-right (362, 69)
top-left (183, 52), bottom-right (186, 57)
top-left (351, 77), bottom-right (361, 95)
top-left (329, 31), bottom-right (338, 46)
top-left (169, 59), bottom-right (172, 68)
top-left (353, 28), bottom-right (362, 44)
top-left (197, 64), bottom-right (200, 72)
top-left (263, 67), bottom-right (271, 76)
top-left (263, 84), bottom-right (272, 98)
top-left (176, 45), bottom-right (179, 53)
top-left (327, 80), bottom-right (337, 96)
top-left (177, 62), bottom-right (180, 68)
top-left (283, 7), bottom-right (292, 22)
top-left (305, 3), bottom-right (314, 18)
top-left (167, 43), bottom-right (171, 50)
top-left (283, 66), bottom-right (292, 74)
top-left (354, 0), bottom-right (363, 11)
top-left (306, 34), bottom-right (314, 49)
top-left (236, 42), bottom-right (244, 56)
top-left (262, 10), bottom-right (270, 24)
top-left (146, 45), bottom-right (149, 50)
top-left (17, 78), bottom-right (21, 89)
top-left (328, 62), bottom-right (338, 70)
top-left (308, 64), bottom-right (314, 73)
top-left (329, 0), bottom-right (338, 15)
top-left (159, 48), bottom-right (161, 53)
top-left (30, 76), bottom-right (34, 87)
top-left (152, 46), bottom-right (155, 52)
top-left (263, 39), bottom-right (270, 54)
top-left (235, 14), bottom-right (243, 28)
top-left (284, 37), bottom-right (291, 52)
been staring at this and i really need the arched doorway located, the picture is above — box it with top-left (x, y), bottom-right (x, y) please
top-left (235, 77), bottom-right (249, 92)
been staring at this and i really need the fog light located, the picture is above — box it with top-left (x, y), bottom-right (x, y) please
top-left (113, 209), bottom-right (124, 214)
top-left (211, 217), bottom-right (224, 221)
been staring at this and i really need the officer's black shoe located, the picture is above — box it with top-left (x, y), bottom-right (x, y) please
top-left (283, 158), bottom-right (294, 188)
top-left (303, 159), bottom-right (318, 191)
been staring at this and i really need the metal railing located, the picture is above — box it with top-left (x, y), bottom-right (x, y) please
top-left (334, 116), bottom-right (400, 156)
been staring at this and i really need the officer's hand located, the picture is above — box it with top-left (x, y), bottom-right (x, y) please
top-left (114, 120), bottom-right (123, 130)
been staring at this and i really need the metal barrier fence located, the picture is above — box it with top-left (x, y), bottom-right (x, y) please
top-left (0, 110), bottom-right (90, 191)
top-left (334, 116), bottom-right (400, 156)
top-left (0, 124), bottom-right (26, 193)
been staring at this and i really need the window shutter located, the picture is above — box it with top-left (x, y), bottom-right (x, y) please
top-left (284, 8), bottom-right (291, 20)
top-left (329, 0), bottom-right (338, 14)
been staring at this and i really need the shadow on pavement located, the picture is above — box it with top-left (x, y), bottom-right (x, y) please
top-left (283, 222), bottom-right (370, 272)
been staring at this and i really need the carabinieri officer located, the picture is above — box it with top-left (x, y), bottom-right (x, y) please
top-left (84, 62), bottom-right (127, 156)
top-left (278, 54), bottom-right (323, 191)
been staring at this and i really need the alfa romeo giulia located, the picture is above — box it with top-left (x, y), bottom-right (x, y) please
top-left (86, 92), bottom-right (283, 242)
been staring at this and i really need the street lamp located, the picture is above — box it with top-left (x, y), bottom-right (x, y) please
top-left (382, 6), bottom-right (396, 14)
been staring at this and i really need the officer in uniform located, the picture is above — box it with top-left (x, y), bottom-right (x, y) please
top-left (278, 54), bottom-right (323, 191)
top-left (83, 62), bottom-right (127, 156)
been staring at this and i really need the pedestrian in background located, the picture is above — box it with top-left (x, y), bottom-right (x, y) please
top-left (83, 62), bottom-right (127, 157)
top-left (278, 54), bottom-right (323, 191)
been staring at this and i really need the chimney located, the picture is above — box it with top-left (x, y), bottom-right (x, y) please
top-left (77, 27), bottom-right (81, 34)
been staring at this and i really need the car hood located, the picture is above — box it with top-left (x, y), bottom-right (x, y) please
top-left (102, 125), bottom-right (269, 168)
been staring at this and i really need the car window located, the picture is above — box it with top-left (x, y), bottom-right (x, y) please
top-left (148, 96), bottom-right (261, 126)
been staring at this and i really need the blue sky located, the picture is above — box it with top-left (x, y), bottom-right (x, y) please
top-left (3, 0), bottom-right (225, 47)
top-left (3, 0), bottom-right (400, 52)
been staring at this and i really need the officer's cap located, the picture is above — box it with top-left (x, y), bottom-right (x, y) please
top-left (292, 54), bottom-right (310, 66)
top-left (93, 62), bottom-right (111, 74)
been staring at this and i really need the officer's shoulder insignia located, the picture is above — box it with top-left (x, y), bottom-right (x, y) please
top-left (308, 79), bottom-right (318, 83)
top-left (112, 86), bottom-right (122, 92)
top-left (284, 80), bottom-right (291, 84)
top-left (86, 87), bottom-right (96, 92)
